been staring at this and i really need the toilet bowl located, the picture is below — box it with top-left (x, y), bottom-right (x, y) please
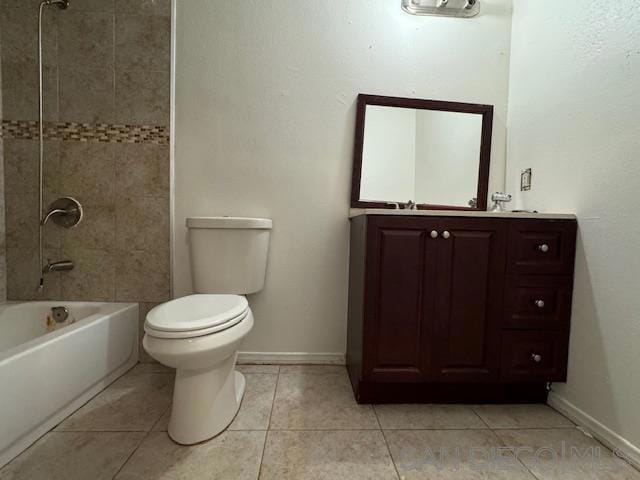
top-left (143, 217), bottom-right (272, 445)
top-left (143, 294), bottom-right (254, 444)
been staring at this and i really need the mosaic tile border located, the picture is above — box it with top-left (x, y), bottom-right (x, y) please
top-left (1, 120), bottom-right (169, 145)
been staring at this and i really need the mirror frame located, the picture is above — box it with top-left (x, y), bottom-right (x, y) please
top-left (351, 94), bottom-right (493, 211)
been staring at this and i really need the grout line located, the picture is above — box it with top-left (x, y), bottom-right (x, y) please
top-left (489, 429), bottom-right (543, 480)
top-left (110, 427), bottom-right (154, 480)
top-left (469, 405), bottom-right (492, 429)
top-left (373, 407), bottom-right (402, 480)
top-left (256, 368), bottom-right (280, 479)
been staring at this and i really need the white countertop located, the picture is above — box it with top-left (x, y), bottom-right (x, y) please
top-left (349, 208), bottom-right (577, 220)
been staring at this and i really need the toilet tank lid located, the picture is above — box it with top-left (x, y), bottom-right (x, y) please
top-left (186, 217), bottom-right (272, 230)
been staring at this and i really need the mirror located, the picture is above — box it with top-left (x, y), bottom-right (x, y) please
top-left (351, 94), bottom-right (493, 210)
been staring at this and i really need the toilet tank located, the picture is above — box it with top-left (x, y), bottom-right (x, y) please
top-left (186, 217), bottom-right (272, 294)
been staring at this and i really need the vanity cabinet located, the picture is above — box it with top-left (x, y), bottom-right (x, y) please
top-left (347, 213), bottom-right (577, 403)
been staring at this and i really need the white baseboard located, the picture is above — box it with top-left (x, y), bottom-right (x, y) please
top-left (237, 351), bottom-right (345, 365)
top-left (548, 391), bottom-right (640, 470)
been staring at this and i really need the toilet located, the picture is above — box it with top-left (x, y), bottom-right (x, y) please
top-left (143, 216), bottom-right (272, 445)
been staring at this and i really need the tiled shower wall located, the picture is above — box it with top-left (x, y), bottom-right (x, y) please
top-left (0, 0), bottom-right (171, 356)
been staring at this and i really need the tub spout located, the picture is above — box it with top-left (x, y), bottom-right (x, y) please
top-left (43, 260), bottom-right (74, 274)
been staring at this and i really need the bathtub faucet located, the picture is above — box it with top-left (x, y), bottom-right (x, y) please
top-left (43, 260), bottom-right (74, 274)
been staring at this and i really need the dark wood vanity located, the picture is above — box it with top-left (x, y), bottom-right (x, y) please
top-left (346, 212), bottom-right (577, 403)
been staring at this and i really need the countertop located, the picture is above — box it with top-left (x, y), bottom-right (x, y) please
top-left (348, 209), bottom-right (577, 220)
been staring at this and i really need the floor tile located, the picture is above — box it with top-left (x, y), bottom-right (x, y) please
top-left (0, 432), bottom-right (144, 480)
top-left (374, 404), bottom-right (486, 430)
top-left (278, 365), bottom-right (346, 374)
top-left (56, 373), bottom-right (173, 432)
top-left (269, 372), bottom-right (378, 430)
top-left (236, 364), bottom-right (280, 374)
top-left (230, 374), bottom-right (277, 430)
top-left (114, 431), bottom-right (265, 480)
top-left (260, 430), bottom-right (398, 480)
top-left (494, 428), bottom-right (640, 479)
top-left (384, 429), bottom-right (537, 480)
top-left (472, 404), bottom-right (575, 429)
top-left (153, 373), bottom-right (277, 432)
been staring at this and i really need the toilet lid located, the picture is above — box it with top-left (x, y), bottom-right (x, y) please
top-left (145, 294), bottom-right (249, 332)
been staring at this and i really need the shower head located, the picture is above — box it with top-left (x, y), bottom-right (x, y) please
top-left (46, 0), bottom-right (69, 9)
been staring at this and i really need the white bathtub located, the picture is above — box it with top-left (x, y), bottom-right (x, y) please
top-left (0, 301), bottom-right (139, 468)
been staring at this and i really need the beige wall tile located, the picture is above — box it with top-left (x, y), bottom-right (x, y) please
top-left (58, 142), bottom-right (116, 206)
top-left (115, 69), bottom-right (169, 125)
top-left (1, 61), bottom-right (58, 121)
top-left (58, 66), bottom-right (115, 123)
top-left (6, 247), bottom-right (62, 300)
top-left (115, 14), bottom-right (170, 71)
top-left (58, 11), bottom-right (114, 67)
top-left (60, 247), bottom-right (116, 301)
top-left (61, 204), bottom-right (116, 250)
top-left (114, 143), bottom-right (169, 197)
top-left (4, 140), bottom-right (60, 194)
top-left (116, 196), bottom-right (169, 251)
top-left (65, 0), bottom-right (115, 13)
top-left (115, 0), bottom-right (171, 16)
top-left (0, 8), bottom-right (56, 65)
top-left (115, 248), bottom-right (170, 302)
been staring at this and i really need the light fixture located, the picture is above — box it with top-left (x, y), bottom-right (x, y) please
top-left (401, 0), bottom-right (480, 17)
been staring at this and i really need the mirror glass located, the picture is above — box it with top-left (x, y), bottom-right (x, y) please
top-left (353, 96), bottom-right (493, 210)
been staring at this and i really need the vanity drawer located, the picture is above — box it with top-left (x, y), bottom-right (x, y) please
top-left (507, 220), bottom-right (577, 275)
top-left (500, 331), bottom-right (568, 382)
top-left (504, 275), bottom-right (572, 330)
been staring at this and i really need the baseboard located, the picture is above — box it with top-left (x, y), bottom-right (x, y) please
top-left (237, 351), bottom-right (345, 365)
top-left (548, 391), bottom-right (640, 470)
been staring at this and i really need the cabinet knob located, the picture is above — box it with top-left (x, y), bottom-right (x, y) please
top-left (531, 353), bottom-right (543, 363)
top-left (430, 230), bottom-right (439, 239)
top-left (534, 299), bottom-right (545, 309)
top-left (537, 243), bottom-right (550, 253)
top-left (442, 231), bottom-right (451, 239)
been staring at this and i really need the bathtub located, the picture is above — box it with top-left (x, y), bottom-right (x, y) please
top-left (0, 301), bottom-right (139, 468)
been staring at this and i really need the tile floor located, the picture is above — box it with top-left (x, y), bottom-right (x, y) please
top-left (2, 364), bottom-right (639, 480)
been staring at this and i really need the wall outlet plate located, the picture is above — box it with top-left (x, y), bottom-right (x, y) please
top-left (521, 168), bottom-right (532, 191)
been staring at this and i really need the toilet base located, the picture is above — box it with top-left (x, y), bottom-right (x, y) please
top-left (168, 360), bottom-right (246, 445)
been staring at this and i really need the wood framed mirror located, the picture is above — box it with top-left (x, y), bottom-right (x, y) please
top-left (351, 94), bottom-right (493, 211)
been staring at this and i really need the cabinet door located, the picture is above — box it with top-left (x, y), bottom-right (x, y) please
top-left (432, 218), bottom-right (506, 382)
top-left (364, 217), bottom-right (437, 383)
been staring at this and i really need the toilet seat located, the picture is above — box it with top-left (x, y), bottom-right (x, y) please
top-left (144, 294), bottom-right (250, 339)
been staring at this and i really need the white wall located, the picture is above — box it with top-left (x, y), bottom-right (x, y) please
top-left (173, 0), bottom-right (513, 355)
top-left (507, 0), bottom-right (640, 450)
top-left (360, 106), bottom-right (416, 202)
top-left (415, 110), bottom-right (483, 206)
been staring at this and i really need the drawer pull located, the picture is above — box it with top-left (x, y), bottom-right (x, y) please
top-left (531, 353), bottom-right (543, 363)
top-left (442, 231), bottom-right (451, 239)
top-left (537, 244), bottom-right (550, 253)
top-left (430, 230), bottom-right (439, 239)
top-left (534, 299), bottom-right (545, 309)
